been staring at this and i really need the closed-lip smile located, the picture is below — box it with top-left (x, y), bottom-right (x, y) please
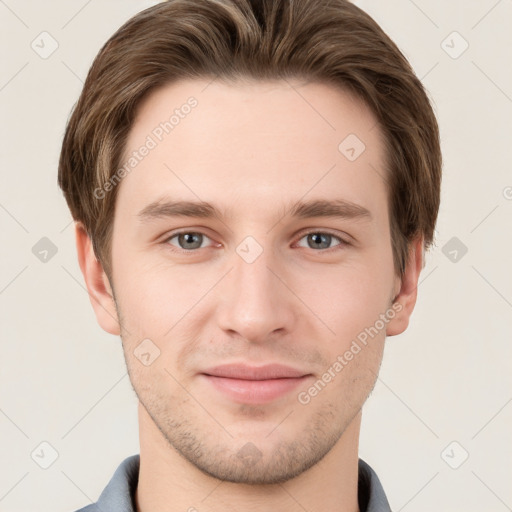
top-left (200, 363), bottom-right (312, 404)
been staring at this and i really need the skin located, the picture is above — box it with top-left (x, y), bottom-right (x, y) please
top-left (76, 79), bottom-right (423, 512)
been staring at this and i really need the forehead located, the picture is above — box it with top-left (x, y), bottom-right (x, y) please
top-left (115, 78), bottom-right (387, 221)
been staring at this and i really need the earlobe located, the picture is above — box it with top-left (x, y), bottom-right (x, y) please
top-left (75, 222), bottom-right (121, 335)
top-left (386, 237), bottom-right (424, 337)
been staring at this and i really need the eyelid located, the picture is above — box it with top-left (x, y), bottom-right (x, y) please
top-left (293, 228), bottom-right (352, 247)
top-left (162, 229), bottom-right (219, 250)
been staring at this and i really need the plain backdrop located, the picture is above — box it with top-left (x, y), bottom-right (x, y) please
top-left (1, 1), bottom-right (511, 511)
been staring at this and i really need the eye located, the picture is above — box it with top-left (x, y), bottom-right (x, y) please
top-left (296, 232), bottom-right (345, 250)
top-left (165, 231), bottom-right (213, 250)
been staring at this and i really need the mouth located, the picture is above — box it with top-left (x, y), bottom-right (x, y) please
top-left (199, 363), bottom-right (313, 404)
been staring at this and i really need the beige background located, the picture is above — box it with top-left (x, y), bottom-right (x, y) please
top-left (1, 1), bottom-right (511, 511)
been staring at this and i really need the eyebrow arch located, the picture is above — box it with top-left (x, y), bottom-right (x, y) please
top-left (136, 198), bottom-right (372, 223)
top-left (137, 199), bottom-right (217, 222)
top-left (288, 199), bottom-right (371, 221)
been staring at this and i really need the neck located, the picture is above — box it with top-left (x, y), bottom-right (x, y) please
top-left (135, 403), bottom-right (361, 512)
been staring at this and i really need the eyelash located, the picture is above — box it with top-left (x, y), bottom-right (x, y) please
top-left (162, 229), bottom-right (350, 254)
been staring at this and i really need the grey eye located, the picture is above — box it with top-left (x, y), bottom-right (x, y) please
top-left (297, 233), bottom-right (341, 250)
top-left (169, 232), bottom-right (205, 250)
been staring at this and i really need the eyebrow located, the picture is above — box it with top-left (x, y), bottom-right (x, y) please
top-left (136, 198), bottom-right (372, 223)
top-left (289, 198), bottom-right (371, 220)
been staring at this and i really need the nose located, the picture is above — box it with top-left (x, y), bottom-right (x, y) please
top-left (215, 246), bottom-right (297, 344)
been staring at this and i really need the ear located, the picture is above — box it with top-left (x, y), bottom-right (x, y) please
top-left (386, 237), bottom-right (424, 336)
top-left (75, 222), bottom-right (121, 335)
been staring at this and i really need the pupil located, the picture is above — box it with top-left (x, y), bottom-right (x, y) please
top-left (309, 233), bottom-right (330, 249)
top-left (180, 232), bottom-right (202, 249)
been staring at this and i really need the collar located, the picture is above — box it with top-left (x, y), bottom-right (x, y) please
top-left (77, 454), bottom-right (391, 512)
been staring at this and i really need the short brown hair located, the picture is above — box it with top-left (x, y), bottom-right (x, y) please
top-left (58, 0), bottom-right (441, 279)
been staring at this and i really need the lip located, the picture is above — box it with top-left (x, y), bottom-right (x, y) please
top-left (200, 364), bottom-right (312, 404)
top-left (202, 363), bottom-right (309, 380)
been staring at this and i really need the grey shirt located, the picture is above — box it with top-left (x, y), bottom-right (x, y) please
top-left (73, 454), bottom-right (391, 511)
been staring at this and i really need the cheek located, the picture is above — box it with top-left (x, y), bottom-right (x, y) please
top-left (292, 260), bottom-right (394, 344)
top-left (114, 255), bottom-right (206, 330)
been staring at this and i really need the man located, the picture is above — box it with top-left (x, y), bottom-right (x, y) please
top-left (58, 0), bottom-right (441, 510)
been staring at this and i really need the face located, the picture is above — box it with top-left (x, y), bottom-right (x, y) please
top-left (99, 79), bottom-right (404, 484)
